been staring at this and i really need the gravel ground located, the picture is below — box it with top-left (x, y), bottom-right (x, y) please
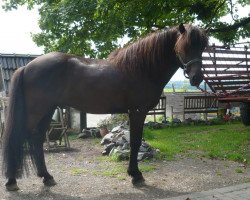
top-left (0, 139), bottom-right (249, 200)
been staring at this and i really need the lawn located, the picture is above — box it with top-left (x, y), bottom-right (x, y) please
top-left (144, 122), bottom-right (250, 164)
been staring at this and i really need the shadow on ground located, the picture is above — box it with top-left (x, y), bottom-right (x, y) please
top-left (7, 184), bottom-right (185, 200)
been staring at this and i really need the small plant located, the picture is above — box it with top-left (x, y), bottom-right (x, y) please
top-left (235, 168), bottom-right (244, 173)
top-left (242, 178), bottom-right (250, 183)
top-left (97, 114), bottom-right (129, 130)
top-left (216, 171), bottom-right (222, 176)
top-left (139, 163), bottom-right (157, 172)
top-left (70, 167), bottom-right (87, 176)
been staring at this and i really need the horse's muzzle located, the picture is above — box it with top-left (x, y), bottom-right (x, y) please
top-left (189, 73), bottom-right (204, 87)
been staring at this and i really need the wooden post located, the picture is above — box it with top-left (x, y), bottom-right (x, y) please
top-left (171, 106), bottom-right (174, 121)
top-left (80, 112), bottom-right (87, 131)
top-left (204, 82), bottom-right (208, 121)
top-left (172, 83), bottom-right (175, 93)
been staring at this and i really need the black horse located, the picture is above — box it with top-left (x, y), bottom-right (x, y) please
top-left (2, 24), bottom-right (208, 191)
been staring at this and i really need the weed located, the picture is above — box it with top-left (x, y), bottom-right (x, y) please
top-left (235, 168), bottom-right (244, 173)
top-left (242, 178), bottom-right (250, 183)
top-left (70, 167), bottom-right (87, 176)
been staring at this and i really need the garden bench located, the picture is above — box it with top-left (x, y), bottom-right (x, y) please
top-left (184, 95), bottom-right (218, 119)
top-left (171, 95), bottom-right (218, 121)
top-left (147, 96), bottom-right (167, 122)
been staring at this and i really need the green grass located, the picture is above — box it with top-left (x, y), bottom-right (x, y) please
top-left (92, 156), bottom-right (156, 180)
top-left (70, 167), bottom-right (88, 175)
top-left (92, 162), bottom-right (156, 180)
top-left (235, 168), bottom-right (244, 173)
top-left (164, 89), bottom-right (198, 92)
top-left (67, 130), bottom-right (79, 140)
top-left (144, 122), bottom-right (250, 164)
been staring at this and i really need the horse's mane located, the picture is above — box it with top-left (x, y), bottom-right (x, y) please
top-left (107, 25), bottom-right (208, 76)
top-left (175, 25), bottom-right (208, 54)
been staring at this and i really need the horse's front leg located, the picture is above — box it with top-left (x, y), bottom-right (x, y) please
top-left (128, 110), bottom-right (146, 185)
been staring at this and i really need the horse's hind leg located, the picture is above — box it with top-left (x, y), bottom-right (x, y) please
top-left (5, 178), bottom-right (19, 191)
top-left (28, 109), bottom-right (57, 186)
top-left (127, 110), bottom-right (146, 185)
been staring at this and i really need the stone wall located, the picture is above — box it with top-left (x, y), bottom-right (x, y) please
top-left (164, 92), bottom-right (207, 121)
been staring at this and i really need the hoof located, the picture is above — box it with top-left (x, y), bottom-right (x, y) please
top-left (6, 183), bottom-right (19, 191)
top-left (43, 178), bottom-right (57, 187)
top-left (132, 174), bottom-right (145, 186)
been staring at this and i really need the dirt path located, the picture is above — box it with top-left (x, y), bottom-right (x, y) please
top-left (0, 139), bottom-right (249, 200)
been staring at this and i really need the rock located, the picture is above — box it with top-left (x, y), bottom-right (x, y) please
top-left (184, 118), bottom-right (193, 124)
top-left (99, 127), bottom-right (109, 137)
top-left (78, 129), bottom-right (92, 139)
top-left (145, 121), bottom-right (163, 129)
top-left (102, 150), bottom-right (109, 155)
top-left (117, 150), bottom-right (130, 161)
top-left (122, 142), bottom-right (130, 150)
top-left (101, 121), bottom-right (157, 161)
top-left (137, 152), bottom-right (153, 161)
top-left (112, 132), bottom-right (125, 143)
top-left (111, 125), bottom-right (124, 133)
top-left (139, 141), bottom-right (152, 152)
top-left (101, 133), bottom-right (114, 145)
top-left (90, 128), bottom-right (101, 138)
top-left (122, 130), bottom-right (130, 143)
top-left (78, 128), bottom-right (101, 139)
top-left (103, 142), bottom-right (116, 155)
top-left (172, 118), bottom-right (182, 124)
top-left (109, 148), bottom-right (130, 161)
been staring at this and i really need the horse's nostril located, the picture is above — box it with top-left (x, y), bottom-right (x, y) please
top-left (191, 74), bottom-right (203, 86)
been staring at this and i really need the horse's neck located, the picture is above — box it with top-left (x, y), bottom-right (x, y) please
top-left (152, 32), bottom-right (180, 85)
top-left (150, 51), bottom-right (179, 88)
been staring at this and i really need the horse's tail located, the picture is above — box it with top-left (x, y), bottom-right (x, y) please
top-left (2, 67), bottom-right (28, 179)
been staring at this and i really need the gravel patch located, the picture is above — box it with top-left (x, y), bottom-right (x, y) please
top-left (0, 139), bottom-right (249, 199)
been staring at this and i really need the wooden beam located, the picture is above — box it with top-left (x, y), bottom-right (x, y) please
top-left (208, 81), bottom-right (250, 85)
top-left (202, 56), bottom-right (249, 62)
top-left (203, 71), bottom-right (250, 75)
top-left (204, 49), bottom-right (250, 55)
top-left (204, 75), bottom-right (250, 80)
top-left (202, 64), bottom-right (248, 68)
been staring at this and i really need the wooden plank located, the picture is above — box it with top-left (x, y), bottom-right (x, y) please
top-left (204, 49), bottom-right (250, 55)
top-left (219, 96), bottom-right (250, 102)
top-left (204, 70), bottom-right (250, 75)
top-left (204, 75), bottom-right (250, 80)
top-left (202, 64), bottom-right (249, 68)
top-left (208, 81), bottom-right (250, 85)
top-left (213, 85), bottom-right (250, 90)
top-left (184, 109), bottom-right (218, 114)
top-left (202, 56), bottom-right (249, 62)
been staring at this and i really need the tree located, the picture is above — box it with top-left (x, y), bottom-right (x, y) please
top-left (3, 0), bottom-right (250, 57)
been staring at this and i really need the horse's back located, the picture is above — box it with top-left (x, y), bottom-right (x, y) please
top-left (22, 52), bottom-right (130, 113)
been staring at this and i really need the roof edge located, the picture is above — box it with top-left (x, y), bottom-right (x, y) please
top-left (0, 53), bottom-right (41, 58)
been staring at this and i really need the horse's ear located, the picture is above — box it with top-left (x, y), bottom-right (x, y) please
top-left (179, 23), bottom-right (186, 34)
top-left (205, 27), bottom-right (211, 33)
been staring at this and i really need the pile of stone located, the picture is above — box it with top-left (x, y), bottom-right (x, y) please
top-left (78, 128), bottom-right (102, 138)
top-left (100, 122), bottom-right (157, 161)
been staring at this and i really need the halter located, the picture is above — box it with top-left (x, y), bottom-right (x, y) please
top-left (177, 54), bottom-right (202, 79)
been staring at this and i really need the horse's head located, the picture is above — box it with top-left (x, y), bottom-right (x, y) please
top-left (175, 24), bottom-right (208, 86)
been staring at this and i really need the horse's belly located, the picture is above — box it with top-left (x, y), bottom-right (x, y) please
top-left (66, 94), bottom-right (128, 114)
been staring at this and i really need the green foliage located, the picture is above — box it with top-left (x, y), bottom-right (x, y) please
top-left (144, 122), bottom-right (250, 164)
top-left (97, 114), bottom-right (128, 130)
top-left (2, 0), bottom-right (249, 57)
